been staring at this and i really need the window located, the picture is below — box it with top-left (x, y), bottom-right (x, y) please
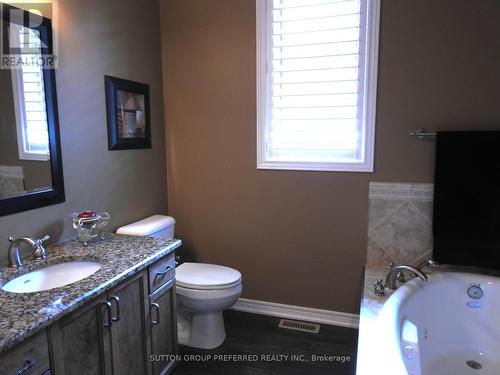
top-left (10, 24), bottom-right (50, 161)
top-left (256, 0), bottom-right (380, 172)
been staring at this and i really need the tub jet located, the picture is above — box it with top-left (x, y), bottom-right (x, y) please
top-left (466, 360), bottom-right (482, 370)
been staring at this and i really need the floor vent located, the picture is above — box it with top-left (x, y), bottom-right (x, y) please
top-left (278, 319), bottom-right (320, 334)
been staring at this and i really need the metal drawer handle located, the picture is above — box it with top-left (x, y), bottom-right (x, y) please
top-left (102, 301), bottom-right (113, 327)
top-left (151, 303), bottom-right (160, 325)
top-left (110, 296), bottom-right (120, 321)
top-left (153, 265), bottom-right (172, 284)
top-left (14, 359), bottom-right (36, 375)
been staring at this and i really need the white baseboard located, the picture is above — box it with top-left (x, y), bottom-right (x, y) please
top-left (231, 298), bottom-right (359, 329)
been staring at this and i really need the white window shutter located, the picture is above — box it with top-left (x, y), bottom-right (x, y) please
top-left (257, 0), bottom-right (380, 172)
top-left (10, 24), bottom-right (50, 161)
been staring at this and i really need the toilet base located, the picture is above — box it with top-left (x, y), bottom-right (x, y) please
top-left (177, 309), bottom-right (226, 349)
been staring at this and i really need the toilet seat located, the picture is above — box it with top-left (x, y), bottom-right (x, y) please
top-left (176, 280), bottom-right (242, 291)
top-left (176, 262), bottom-right (241, 290)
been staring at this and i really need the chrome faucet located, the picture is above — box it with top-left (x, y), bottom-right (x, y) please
top-left (8, 235), bottom-right (50, 268)
top-left (416, 259), bottom-right (438, 270)
top-left (385, 265), bottom-right (428, 290)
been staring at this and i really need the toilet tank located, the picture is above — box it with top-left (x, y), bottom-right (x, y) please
top-left (116, 215), bottom-right (176, 239)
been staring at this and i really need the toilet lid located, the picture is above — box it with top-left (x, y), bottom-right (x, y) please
top-left (176, 263), bottom-right (241, 289)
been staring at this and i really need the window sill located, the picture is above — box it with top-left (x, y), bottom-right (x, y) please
top-left (257, 160), bottom-right (374, 173)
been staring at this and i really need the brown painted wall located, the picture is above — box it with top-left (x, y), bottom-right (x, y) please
top-left (0, 0), bottom-right (167, 262)
top-left (160, 0), bottom-right (500, 313)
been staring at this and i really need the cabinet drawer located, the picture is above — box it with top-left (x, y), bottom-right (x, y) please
top-left (0, 330), bottom-right (50, 375)
top-left (148, 252), bottom-right (175, 293)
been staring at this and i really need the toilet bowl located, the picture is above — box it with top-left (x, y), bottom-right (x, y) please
top-left (176, 262), bottom-right (242, 349)
top-left (116, 215), bottom-right (243, 350)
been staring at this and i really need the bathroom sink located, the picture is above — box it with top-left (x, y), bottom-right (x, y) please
top-left (1, 261), bottom-right (102, 293)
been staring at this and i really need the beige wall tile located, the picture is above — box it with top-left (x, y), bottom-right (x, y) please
top-left (367, 183), bottom-right (434, 266)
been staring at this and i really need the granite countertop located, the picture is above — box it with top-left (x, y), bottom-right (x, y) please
top-left (0, 233), bottom-right (182, 353)
top-left (356, 265), bottom-right (391, 375)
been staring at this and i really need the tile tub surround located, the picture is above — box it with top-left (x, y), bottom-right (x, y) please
top-left (367, 183), bottom-right (434, 267)
top-left (0, 166), bottom-right (24, 199)
top-left (0, 234), bottom-right (181, 353)
top-left (356, 266), bottom-right (391, 375)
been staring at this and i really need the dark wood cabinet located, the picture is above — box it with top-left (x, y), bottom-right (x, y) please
top-left (108, 271), bottom-right (150, 375)
top-left (148, 252), bottom-right (176, 293)
top-left (49, 295), bottom-right (112, 375)
top-left (1, 252), bottom-right (177, 375)
top-left (149, 277), bottom-right (178, 375)
top-left (0, 330), bottom-right (50, 375)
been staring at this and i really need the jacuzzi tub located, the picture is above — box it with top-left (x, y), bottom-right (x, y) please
top-left (376, 271), bottom-right (500, 375)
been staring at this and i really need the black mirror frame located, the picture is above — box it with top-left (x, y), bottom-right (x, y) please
top-left (0, 4), bottom-right (65, 216)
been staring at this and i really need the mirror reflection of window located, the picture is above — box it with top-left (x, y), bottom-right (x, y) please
top-left (0, 22), bottom-right (53, 201)
top-left (10, 24), bottom-right (50, 161)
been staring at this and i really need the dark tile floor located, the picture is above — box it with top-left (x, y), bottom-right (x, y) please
top-left (172, 310), bottom-right (358, 375)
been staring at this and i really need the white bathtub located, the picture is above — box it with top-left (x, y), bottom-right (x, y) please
top-left (376, 272), bottom-right (500, 375)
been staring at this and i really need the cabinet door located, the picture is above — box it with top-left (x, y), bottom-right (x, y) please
top-left (0, 329), bottom-right (50, 375)
top-left (108, 271), bottom-right (150, 375)
top-left (49, 296), bottom-right (112, 375)
top-left (149, 278), bottom-right (178, 375)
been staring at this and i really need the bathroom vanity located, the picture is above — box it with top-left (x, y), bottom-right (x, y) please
top-left (0, 234), bottom-right (181, 375)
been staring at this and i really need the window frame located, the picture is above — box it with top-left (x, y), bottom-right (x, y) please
top-left (9, 23), bottom-right (50, 162)
top-left (11, 64), bottom-right (51, 162)
top-left (256, 0), bottom-right (381, 172)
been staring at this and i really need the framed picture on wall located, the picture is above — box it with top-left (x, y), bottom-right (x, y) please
top-left (105, 75), bottom-right (151, 150)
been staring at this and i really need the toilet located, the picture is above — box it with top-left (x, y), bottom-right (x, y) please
top-left (116, 215), bottom-right (242, 350)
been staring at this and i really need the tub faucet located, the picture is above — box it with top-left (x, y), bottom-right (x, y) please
top-left (416, 259), bottom-right (438, 270)
top-left (385, 265), bottom-right (428, 290)
top-left (8, 235), bottom-right (50, 268)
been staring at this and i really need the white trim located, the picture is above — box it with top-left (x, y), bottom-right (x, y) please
top-left (11, 64), bottom-right (50, 161)
top-left (257, 160), bottom-right (374, 173)
top-left (255, 0), bottom-right (380, 173)
top-left (9, 24), bottom-right (50, 162)
top-left (361, 0), bottom-right (381, 174)
top-left (10, 52), bottom-right (29, 161)
top-left (256, 0), bottom-right (268, 171)
top-left (232, 298), bottom-right (359, 329)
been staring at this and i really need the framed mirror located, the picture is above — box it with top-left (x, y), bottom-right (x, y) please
top-left (0, 4), bottom-right (64, 216)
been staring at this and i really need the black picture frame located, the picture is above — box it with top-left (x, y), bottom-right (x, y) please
top-left (105, 75), bottom-right (151, 150)
top-left (0, 4), bottom-right (65, 217)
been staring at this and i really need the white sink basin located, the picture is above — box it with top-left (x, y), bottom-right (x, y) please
top-left (1, 261), bottom-right (102, 293)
